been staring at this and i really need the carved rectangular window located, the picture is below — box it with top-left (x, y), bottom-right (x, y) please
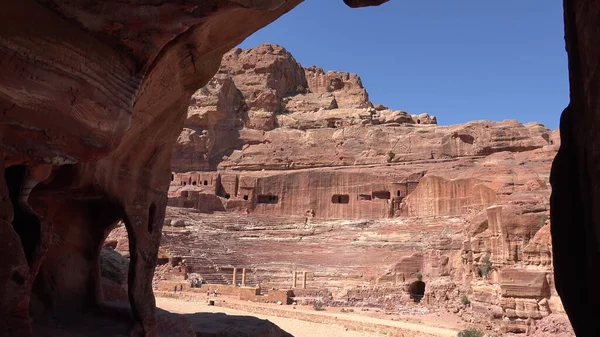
top-left (332, 194), bottom-right (350, 204)
top-left (257, 194), bottom-right (278, 204)
top-left (372, 191), bottom-right (391, 199)
top-left (358, 194), bottom-right (372, 201)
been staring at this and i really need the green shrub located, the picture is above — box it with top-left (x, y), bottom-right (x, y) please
top-left (479, 255), bottom-right (492, 277)
top-left (313, 300), bottom-right (325, 311)
top-left (296, 85), bottom-right (307, 94)
top-left (457, 328), bottom-right (484, 337)
top-left (460, 295), bottom-right (470, 305)
top-left (387, 151), bottom-right (396, 163)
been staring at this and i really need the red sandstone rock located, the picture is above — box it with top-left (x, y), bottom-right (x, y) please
top-left (530, 314), bottom-right (575, 337)
top-left (0, 1), bottom-right (390, 336)
top-left (304, 65), bottom-right (373, 108)
top-left (163, 42), bottom-right (571, 333)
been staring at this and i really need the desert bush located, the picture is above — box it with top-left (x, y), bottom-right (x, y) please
top-left (461, 295), bottom-right (470, 305)
top-left (457, 328), bottom-right (484, 337)
top-left (296, 85), bottom-right (307, 94)
top-left (479, 255), bottom-right (492, 276)
top-left (313, 300), bottom-right (325, 311)
top-left (387, 151), bottom-right (396, 162)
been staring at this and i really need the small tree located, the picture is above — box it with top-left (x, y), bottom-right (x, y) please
top-left (313, 300), bottom-right (325, 311)
top-left (457, 329), bottom-right (484, 337)
top-left (479, 255), bottom-right (492, 277)
top-left (460, 295), bottom-right (470, 305)
top-left (387, 151), bottom-right (396, 163)
top-left (296, 85), bottom-right (307, 94)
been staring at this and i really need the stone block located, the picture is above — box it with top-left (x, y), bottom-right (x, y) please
top-left (239, 287), bottom-right (261, 301)
top-left (500, 269), bottom-right (549, 298)
top-left (472, 285), bottom-right (495, 304)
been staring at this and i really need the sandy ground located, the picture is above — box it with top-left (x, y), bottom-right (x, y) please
top-left (156, 296), bottom-right (460, 337)
top-left (157, 297), bottom-right (383, 337)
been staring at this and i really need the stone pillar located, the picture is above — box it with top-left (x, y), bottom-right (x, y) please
top-left (302, 271), bottom-right (307, 289)
top-left (232, 267), bottom-right (237, 285)
top-left (486, 205), bottom-right (505, 264)
top-left (292, 271), bottom-right (297, 288)
top-left (241, 268), bottom-right (246, 286)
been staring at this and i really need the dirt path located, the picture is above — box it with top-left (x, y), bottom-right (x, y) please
top-left (157, 297), bottom-right (382, 337)
top-left (156, 297), bottom-right (459, 337)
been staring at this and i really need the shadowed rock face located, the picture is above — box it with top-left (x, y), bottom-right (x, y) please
top-left (0, 1), bottom-right (388, 336)
top-left (550, 1), bottom-right (600, 335)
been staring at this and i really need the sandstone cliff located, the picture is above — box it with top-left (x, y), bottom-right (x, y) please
top-left (156, 43), bottom-right (567, 334)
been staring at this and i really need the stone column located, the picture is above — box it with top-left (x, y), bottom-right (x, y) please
top-left (302, 271), bottom-right (307, 289)
top-left (232, 267), bottom-right (237, 285)
top-left (124, 199), bottom-right (163, 337)
top-left (486, 205), bottom-right (505, 264)
top-left (241, 268), bottom-right (246, 286)
top-left (292, 271), bottom-right (297, 288)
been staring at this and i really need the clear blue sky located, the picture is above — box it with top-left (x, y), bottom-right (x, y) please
top-left (238, 1), bottom-right (567, 130)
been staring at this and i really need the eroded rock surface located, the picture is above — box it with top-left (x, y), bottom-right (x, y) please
top-left (0, 1), bottom-right (389, 336)
top-left (160, 44), bottom-right (571, 334)
top-left (550, 1), bottom-right (600, 335)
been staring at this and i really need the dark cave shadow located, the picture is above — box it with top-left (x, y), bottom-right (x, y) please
top-left (31, 303), bottom-right (293, 337)
top-left (179, 310), bottom-right (294, 337)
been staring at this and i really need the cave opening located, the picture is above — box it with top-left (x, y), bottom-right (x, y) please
top-left (243, 195), bottom-right (249, 200)
top-left (192, 181), bottom-right (197, 186)
top-left (372, 191), bottom-right (391, 199)
top-left (408, 279), bottom-right (426, 303)
top-left (148, 203), bottom-right (156, 233)
top-left (331, 194), bottom-right (350, 204)
top-left (171, 174), bottom-right (174, 181)
top-left (203, 180), bottom-right (208, 186)
top-left (5, 165), bottom-right (41, 265)
top-left (257, 194), bottom-right (278, 204)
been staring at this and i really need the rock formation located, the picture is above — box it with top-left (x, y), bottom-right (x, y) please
top-left (2, 0), bottom-right (600, 336)
top-left (0, 1), bottom-right (388, 336)
top-left (550, 1), bottom-right (600, 336)
top-left (154, 43), bottom-right (569, 334)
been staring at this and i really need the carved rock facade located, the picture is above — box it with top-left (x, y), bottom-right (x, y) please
top-left (162, 44), bottom-right (568, 333)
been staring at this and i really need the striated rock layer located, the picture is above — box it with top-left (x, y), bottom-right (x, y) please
top-left (0, 1), bottom-right (388, 337)
top-left (158, 43), bottom-right (572, 334)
